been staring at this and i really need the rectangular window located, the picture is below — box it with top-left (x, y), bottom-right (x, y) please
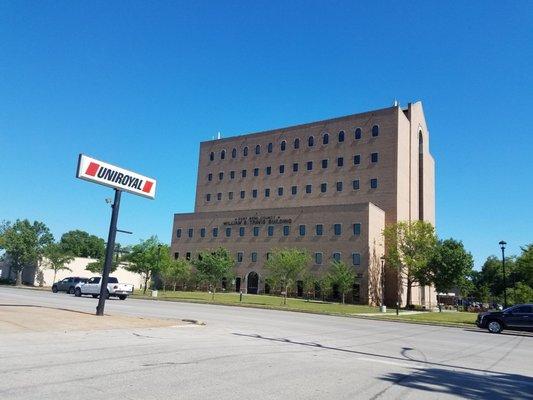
top-left (254, 168), bottom-right (259, 176)
top-left (225, 227), bottom-right (231, 237)
top-left (219, 172), bottom-right (224, 180)
top-left (208, 173), bottom-right (212, 181)
top-left (206, 194), bottom-right (211, 202)
top-left (253, 226), bottom-right (260, 237)
top-left (174, 252), bottom-right (179, 260)
top-left (316, 224), bottom-right (323, 236)
top-left (228, 191), bottom-right (234, 200)
top-left (252, 189), bottom-right (258, 198)
top-left (353, 223), bottom-right (361, 235)
top-left (352, 180), bottom-right (360, 190)
top-left (176, 228), bottom-right (182, 238)
top-left (336, 182), bottom-right (343, 192)
top-left (200, 228), bottom-right (206, 238)
top-left (352, 253), bottom-right (361, 266)
top-left (299, 224), bottom-right (306, 236)
top-left (291, 186), bottom-right (297, 195)
top-left (240, 190), bottom-right (245, 199)
top-left (306, 161), bottom-right (313, 171)
top-left (293, 163), bottom-right (299, 172)
top-left (283, 225), bottom-right (290, 236)
top-left (322, 159), bottom-right (328, 169)
top-left (188, 228), bottom-right (193, 238)
top-left (371, 178), bottom-right (378, 189)
top-left (337, 157), bottom-right (344, 167)
top-left (241, 169), bottom-right (247, 178)
top-left (279, 165), bottom-right (285, 174)
top-left (333, 252), bottom-right (341, 262)
top-left (354, 155), bottom-right (361, 165)
top-left (186, 252), bottom-right (191, 261)
top-left (306, 184), bottom-right (312, 194)
top-left (251, 252), bottom-right (258, 262)
top-left (217, 192), bottom-right (222, 200)
top-left (265, 188), bottom-right (270, 197)
top-left (266, 252), bottom-right (271, 260)
top-left (239, 227), bottom-right (245, 237)
top-left (212, 227), bottom-right (218, 237)
top-left (230, 171), bottom-right (235, 179)
top-left (268, 226), bottom-right (274, 236)
top-left (266, 166), bottom-right (272, 175)
top-left (334, 223), bottom-right (341, 236)
top-left (321, 183), bottom-right (327, 193)
top-left (315, 252), bottom-right (323, 265)
top-left (237, 252), bottom-right (243, 262)
top-left (278, 187), bottom-right (283, 196)
top-left (371, 153), bottom-right (379, 163)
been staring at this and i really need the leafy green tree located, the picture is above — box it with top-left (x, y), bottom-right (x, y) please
top-left (383, 220), bottom-right (437, 307)
top-left (125, 236), bottom-right (163, 294)
top-left (44, 243), bottom-right (74, 284)
top-left (85, 258), bottom-right (120, 274)
top-left (427, 239), bottom-right (474, 309)
top-left (507, 282), bottom-right (533, 305)
top-left (160, 256), bottom-right (192, 291)
top-left (515, 244), bottom-right (533, 288)
top-left (192, 247), bottom-right (235, 300)
top-left (265, 248), bottom-right (311, 305)
top-left (0, 219), bottom-right (54, 285)
top-left (300, 271), bottom-right (320, 301)
top-left (59, 230), bottom-right (105, 259)
top-left (326, 260), bottom-right (356, 304)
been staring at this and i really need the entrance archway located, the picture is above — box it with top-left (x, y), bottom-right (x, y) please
top-left (247, 271), bottom-right (259, 294)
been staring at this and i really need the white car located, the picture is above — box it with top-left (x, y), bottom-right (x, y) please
top-left (74, 276), bottom-right (134, 300)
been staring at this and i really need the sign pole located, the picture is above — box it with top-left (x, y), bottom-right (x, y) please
top-left (96, 189), bottom-right (122, 316)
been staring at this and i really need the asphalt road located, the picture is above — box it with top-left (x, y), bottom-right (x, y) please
top-left (1, 287), bottom-right (532, 400)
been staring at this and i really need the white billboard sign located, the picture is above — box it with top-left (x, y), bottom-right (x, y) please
top-left (76, 154), bottom-right (156, 199)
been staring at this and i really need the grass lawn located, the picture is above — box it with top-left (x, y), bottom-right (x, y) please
top-left (132, 290), bottom-right (386, 315)
top-left (381, 310), bottom-right (477, 326)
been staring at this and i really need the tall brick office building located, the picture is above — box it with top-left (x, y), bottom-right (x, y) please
top-left (171, 101), bottom-right (436, 306)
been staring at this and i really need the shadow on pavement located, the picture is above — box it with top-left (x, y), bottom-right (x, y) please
top-left (462, 328), bottom-right (533, 338)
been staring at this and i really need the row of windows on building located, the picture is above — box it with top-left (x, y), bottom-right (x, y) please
top-left (176, 223), bottom-right (362, 239)
top-left (209, 126), bottom-right (380, 161)
top-left (207, 153), bottom-right (379, 182)
top-left (205, 179), bottom-right (378, 202)
top-left (175, 250), bottom-right (362, 266)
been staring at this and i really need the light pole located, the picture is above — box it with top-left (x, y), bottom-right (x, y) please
top-left (380, 256), bottom-right (386, 313)
top-left (499, 240), bottom-right (507, 309)
top-left (396, 263), bottom-right (401, 316)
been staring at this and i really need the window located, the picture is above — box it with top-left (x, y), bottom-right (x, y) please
top-left (279, 164), bottom-right (285, 174)
top-left (239, 227), bottom-right (245, 237)
top-left (251, 252), bottom-right (257, 262)
top-left (352, 179), bottom-right (360, 190)
top-left (241, 169), bottom-right (247, 178)
top-left (371, 178), bottom-right (378, 189)
top-left (265, 188), bottom-right (270, 197)
top-left (174, 252), bottom-right (179, 260)
top-left (307, 161), bottom-right (313, 171)
top-left (217, 192), bottom-right (222, 200)
top-left (278, 187), bottom-right (283, 196)
top-left (308, 136), bottom-right (314, 147)
top-left (353, 223), bottom-right (361, 235)
top-left (237, 252), bottom-right (243, 262)
top-left (294, 138), bottom-right (300, 149)
top-left (188, 228), bottom-right (193, 238)
top-left (232, 148), bottom-right (237, 158)
top-left (266, 252), bottom-right (271, 260)
top-left (371, 152), bottom-right (379, 163)
top-left (333, 252), bottom-right (341, 262)
top-left (283, 225), bottom-right (290, 236)
top-left (338, 130), bottom-right (345, 142)
top-left (209, 152), bottom-right (214, 161)
top-left (206, 194), bottom-right (211, 202)
top-left (281, 140), bottom-right (286, 151)
top-left (354, 155), bottom-right (361, 165)
top-left (208, 173), bottom-right (212, 181)
top-left (200, 228), bottom-right (206, 238)
top-left (252, 189), bottom-right (258, 198)
top-left (291, 186), bottom-right (297, 195)
top-left (354, 128), bottom-right (362, 140)
top-left (240, 190), bottom-right (245, 199)
top-left (213, 227), bottom-right (218, 237)
top-left (228, 191), bottom-right (234, 200)
top-left (315, 252), bottom-right (323, 265)
top-left (372, 125), bottom-right (379, 137)
top-left (230, 171), bottom-right (235, 179)
top-left (268, 142), bottom-right (273, 153)
top-left (186, 252), bottom-right (191, 261)
top-left (352, 253), bottom-right (361, 266)
top-left (293, 163), bottom-right (299, 172)
top-left (225, 227), bottom-right (231, 237)
top-left (254, 168), bottom-right (259, 176)
top-left (321, 183), bottom-right (327, 193)
top-left (336, 181), bottom-right (343, 192)
top-left (268, 226), bottom-right (274, 236)
top-left (305, 184), bottom-right (312, 193)
top-left (323, 133), bottom-right (329, 144)
top-left (266, 166), bottom-right (272, 175)
top-left (253, 226), bottom-right (260, 237)
top-left (220, 149), bottom-right (226, 159)
top-left (316, 224), bottom-right (323, 236)
top-left (243, 146), bottom-right (248, 156)
top-left (255, 145), bottom-right (261, 155)
top-left (337, 157), bottom-right (344, 167)
top-left (176, 228), bottom-right (182, 238)
top-left (299, 225), bottom-right (306, 236)
top-left (322, 159), bottom-right (328, 169)
top-left (334, 223), bottom-right (342, 235)
top-left (218, 172), bottom-right (223, 180)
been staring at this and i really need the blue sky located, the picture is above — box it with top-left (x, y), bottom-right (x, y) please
top-left (1, 1), bottom-right (531, 266)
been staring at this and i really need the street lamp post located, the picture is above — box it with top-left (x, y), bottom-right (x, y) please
top-left (380, 256), bottom-right (386, 313)
top-left (499, 240), bottom-right (507, 309)
top-left (396, 264), bottom-right (401, 316)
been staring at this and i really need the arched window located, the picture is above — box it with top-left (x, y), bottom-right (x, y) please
top-left (338, 131), bottom-right (345, 142)
top-left (323, 133), bottom-right (329, 145)
top-left (267, 143), bottom-right (273, 153)
top-left (294, 138), bottom-right (300, 149)
top-left (281, 140), bottom-right (286, 151)
top-left (354, 128), bottom-right (362, 140)
top-left (255, 144), bottom-right (261, 155)
top-left (209, 152), bottom-right (214, 161)
top-left (220, 149), bottom-right (226, 160)
top-left (243, 146), bottom-right (248, 156)
top-left (308, 136), bottom-right (314, 147)
top-left (372, 125), bottom-right (379, 137)
top-left (231, 148), bottom-right (237, 158)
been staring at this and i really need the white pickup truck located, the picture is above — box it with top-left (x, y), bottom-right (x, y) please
top-left (74, 276), bottom-right (133, 300)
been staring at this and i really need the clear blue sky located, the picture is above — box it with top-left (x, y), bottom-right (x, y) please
top-left (1, 1), bottom-right (531, 267)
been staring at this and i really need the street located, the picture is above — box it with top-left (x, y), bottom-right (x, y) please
top-left (1, 287), bottom-right (532, 399)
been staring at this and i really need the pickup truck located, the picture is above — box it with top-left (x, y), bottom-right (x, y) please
top-left (74, 276), bottom-right (134, 300)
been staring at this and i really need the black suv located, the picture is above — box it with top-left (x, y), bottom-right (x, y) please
top-left (476, 304), bottom-right (533, 333)
top-left (52, 277), bottom-right (89, 294)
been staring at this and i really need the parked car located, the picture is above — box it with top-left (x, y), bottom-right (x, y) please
top-left (476, 304), bottom-right (533, 333)
top-left (52, 277), bottom-right (89, 294)
top-left (74, 276), bottom-right (134, 300)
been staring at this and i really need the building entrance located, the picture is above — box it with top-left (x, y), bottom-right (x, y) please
top-left (247, 271), bottom-right (259, 294)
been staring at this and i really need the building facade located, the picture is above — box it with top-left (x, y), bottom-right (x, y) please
top-left (171, 101), bottom-right (436, 306)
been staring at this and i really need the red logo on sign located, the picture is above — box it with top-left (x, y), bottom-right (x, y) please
top-left (143, 181), bottom-right (154, 193)
top-left (85, 162), bottom-right (100, 176)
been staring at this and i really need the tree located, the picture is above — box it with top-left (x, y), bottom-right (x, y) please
top-left (0, 219), bottom-right (54, 285)
top-left (44, 243), bottom-right (74, 284)
top-left (125, 236), bottom-right (163, 294)
top-left (192, 247), bottom-right (235, 300)
top-left (382, 220), bottom-right (437, 307)
top-left (59, 230), bottom-right (105, 259)
top-left (515, 244), bottom-right (533, 288)
top-left (427, 239), bottom-right (474, 311)
top-left (264, 248), bottom-right (311, 305)
top-left (85, 258), bottom-right (120, 274)
top-left (160, 256), bottom-right (192, 291)
top-left (299, 270), bottom-right (320, 301)
top-left (326, 260), bottom-right (356, 304)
